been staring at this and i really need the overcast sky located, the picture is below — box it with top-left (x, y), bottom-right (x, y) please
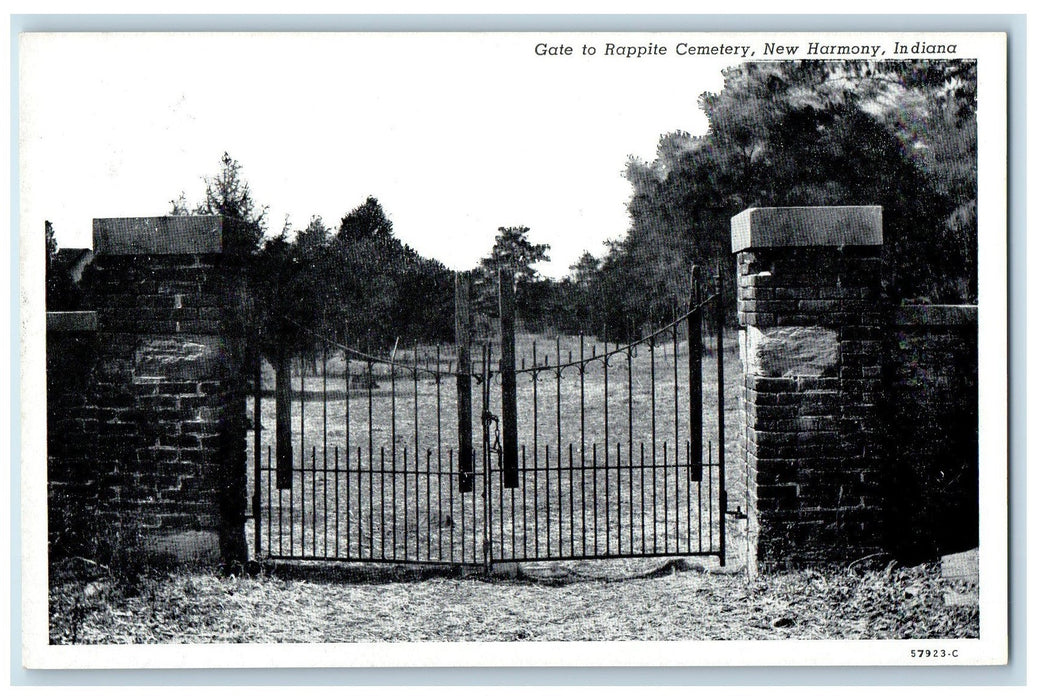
top-left (20, 32), bottom-right (731, 278)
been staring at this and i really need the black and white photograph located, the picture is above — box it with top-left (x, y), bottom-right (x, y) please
top-left (18, 28), bottom-right (1009, 670)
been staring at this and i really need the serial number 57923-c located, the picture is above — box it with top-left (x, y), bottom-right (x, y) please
top-left (910, 649), bottom-right (960, 659)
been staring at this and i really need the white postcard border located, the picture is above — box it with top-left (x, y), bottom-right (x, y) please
top-left (18, 29), bottom-right (1010, 671)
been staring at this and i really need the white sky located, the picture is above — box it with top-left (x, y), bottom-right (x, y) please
top-left (20, 32), bottom-right (729, 278)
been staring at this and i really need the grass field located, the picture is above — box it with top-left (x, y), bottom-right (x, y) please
top-left (245, 330), bottom-right (743, 570)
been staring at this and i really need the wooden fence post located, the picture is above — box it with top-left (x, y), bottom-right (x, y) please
top-left (275, 350), bottom-right (293, 489)
top-left (455, 272), bottom-right (474, 493)
top-left (688, 267), bottom-right (703, 483)
top-left (498, 268), bottom-right (518, 488)
top-left (253, 352), bottom-right (263, 552)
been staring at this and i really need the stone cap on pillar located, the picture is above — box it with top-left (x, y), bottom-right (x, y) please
top-left (94, 216), bottom-right (224, 255)
top-left (731, 206), bottom-right (882, 253)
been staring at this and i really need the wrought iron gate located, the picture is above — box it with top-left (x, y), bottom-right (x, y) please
top-left (250, 269), bottom-right (727, 568)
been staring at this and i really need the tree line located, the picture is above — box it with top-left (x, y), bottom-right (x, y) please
top-left (47, 59), bottom-right (977, 351)
top-left (567, 59), bottom-right (978, 340)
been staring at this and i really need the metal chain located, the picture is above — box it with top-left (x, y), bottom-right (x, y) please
top-left (482, 410), bottom-right (502, 455)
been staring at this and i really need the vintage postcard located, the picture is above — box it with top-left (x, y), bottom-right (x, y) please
top-left (18, 29), bottom-right (1009, 670)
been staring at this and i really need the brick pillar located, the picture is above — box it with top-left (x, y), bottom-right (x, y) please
top-left (84, 216), bottom-right (248, 565)
top-left (731, 206), bottom-right (884, 571)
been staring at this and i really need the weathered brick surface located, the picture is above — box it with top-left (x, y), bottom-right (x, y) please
top-left (737, 245), bottom-right (885, 569)
top-left (883, 307), bottom-right (978, 562)
top-left (48, 217), bottom-right (247, 566)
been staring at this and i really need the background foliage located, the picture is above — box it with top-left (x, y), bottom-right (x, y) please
top-left (49, 60), bottom-right (978, 349)
top-left (568, 59), bottom-right (978, 340)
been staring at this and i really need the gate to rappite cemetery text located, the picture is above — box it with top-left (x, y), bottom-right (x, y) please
top-left (250, 269), bottom-right (727, 568)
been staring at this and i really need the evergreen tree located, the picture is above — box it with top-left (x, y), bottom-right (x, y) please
top-left (473, 226), bottom-right (551, 331)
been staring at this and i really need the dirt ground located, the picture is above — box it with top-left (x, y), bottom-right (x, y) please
top-left (49, 557), bottom-right (978, 645)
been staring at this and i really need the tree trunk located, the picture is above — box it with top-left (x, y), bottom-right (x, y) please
top-left (275, 350), bottom-right (293, 489)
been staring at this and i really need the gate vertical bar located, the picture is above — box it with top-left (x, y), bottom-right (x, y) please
top-left (323, 341), bottom-right (328, 557)
top-left (271, 450), bottom-right (275, 560)
top-left (716, 264), bottom-right (727, 566)
top-left (498, 268), bottom-right (518, 489)
top-left (344, 335), bottom-right (351, 557)
top-left (627, 347), bottom-right (633, 552)
top-left (455, 273), bottom-right (474, 493)
top-left (579, 337), bottom-right (586, 555)
top-left (556, 338), bottom-right (564, 554)
top-left (391, 353), bottom-right (399, 557)
top-left (300, 360), bottom-right (306, 555)
top-left (335, 445), bottom-right (340, 558)
top-left (308, 453), bottom-right (314, 556)
top-left (252, 352), bottom-right (262, 557)
top-left (367, 361), bottom-right (374, 556)
top-left (481, 343), bottom-right (492, 573)
top-left (532, 341), bottom-right (540, 557)
top-left (414, 365), bottom-right (423, 559)
top-left (436, 346), bottom-right (443, 559)
top-left (672, 322), bottom-right (680, 551)
top-left (604, 342), bottom-right (610, 555)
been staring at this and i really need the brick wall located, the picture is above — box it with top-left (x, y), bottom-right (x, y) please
top-left (47, 312), bottom-right (102, 559)
top-left (884, 305), bottom-right (978, 562)
top-left (47, 216), bottom-right (248, 566)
